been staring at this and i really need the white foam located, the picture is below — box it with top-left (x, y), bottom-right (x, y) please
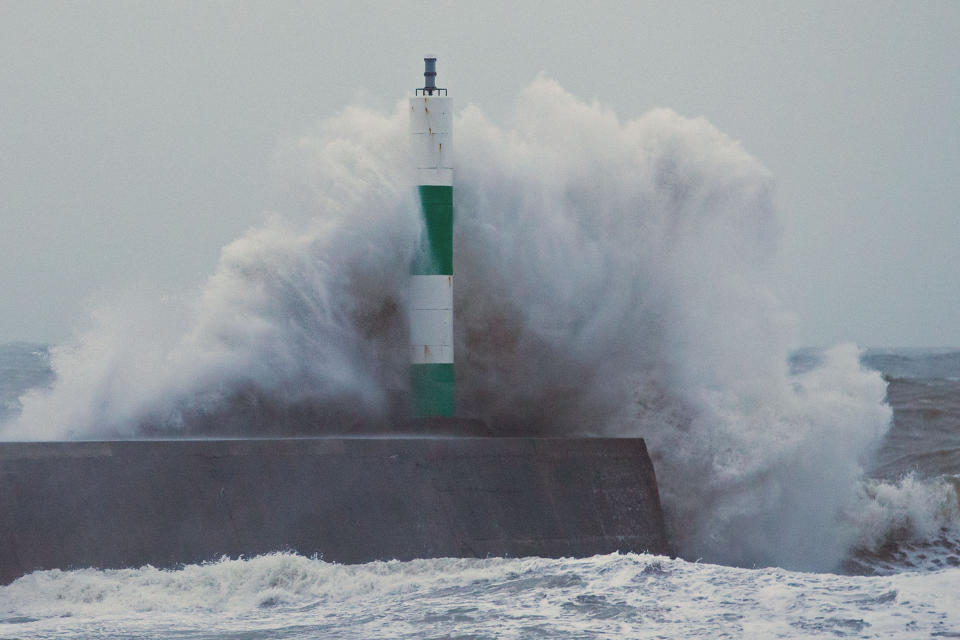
top-left (3, 553), bottom-right (959, 638)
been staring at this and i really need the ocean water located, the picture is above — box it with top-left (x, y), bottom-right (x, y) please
top-left (2, 346), bottom-right (959, 638)
top-left (2, 82), bottom-right (959, 636)
top-left (1, 551), bottom-right (959, 639)
top-left (0, 343), bottom-right (52, 424)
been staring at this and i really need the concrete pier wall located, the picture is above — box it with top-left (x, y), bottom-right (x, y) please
top-left (0, 437), bottom-right (668, 584)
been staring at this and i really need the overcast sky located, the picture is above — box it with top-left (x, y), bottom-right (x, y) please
top-left (1, 1), bottom-right (957, 346)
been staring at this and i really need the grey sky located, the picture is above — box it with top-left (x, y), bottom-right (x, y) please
top-left (1, 1), bottom-right (957, 346)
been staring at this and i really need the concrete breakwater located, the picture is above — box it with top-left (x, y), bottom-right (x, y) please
top-left (0, 437), bottom-right (668, 584)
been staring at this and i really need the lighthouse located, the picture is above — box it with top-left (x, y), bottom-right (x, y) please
top-left (409, 57), bottom-right (454, 417)
top-left (0, 58), bottom-right (670, 586)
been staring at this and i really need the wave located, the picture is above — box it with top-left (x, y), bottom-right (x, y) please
top-left (0, 79), bottom-right (897, 571)
top-left (3, 553), bottom-right (959, 638)
top-left (846, 474), bottom-right (960, 574)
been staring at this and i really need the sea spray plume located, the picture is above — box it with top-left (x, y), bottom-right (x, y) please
top-left (452, 80), bottom-right (785, 434)
top-left (4, 104), bottom-right (417, 439)
top-left (850, 474), bottom-right (960, 553)
top-left (653, 345), bottom-right (891, 570)
top-left (1, 292), bottom-right (195, 439)
top-left (1, 80), bottom-right (895, 572)
top-left (450, 79), bottom-right (891, 570)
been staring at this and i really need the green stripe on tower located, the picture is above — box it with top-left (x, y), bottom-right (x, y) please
top-left (410, 363), bottom-right (454, 417)
top-left (412, 185), bottom-right (453, 275)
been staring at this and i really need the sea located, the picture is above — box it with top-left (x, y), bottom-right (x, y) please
top-left (1, 344), bottom-right (959, 639)
top-left (2, 84), bottom-right (959, 637)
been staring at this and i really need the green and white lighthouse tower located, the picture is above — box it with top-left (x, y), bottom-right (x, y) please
top-left (409, 57), bottom-right (454, 417)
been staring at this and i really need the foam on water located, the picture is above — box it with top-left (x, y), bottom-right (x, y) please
top-left (0, 80), bottom-right (910, 571)
top-left (844, 474), bottom-right (960, 575)
top-left (2, 553), bottom-right (959, 639)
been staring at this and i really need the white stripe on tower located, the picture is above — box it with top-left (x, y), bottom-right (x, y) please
top-left (409, 275), bottom-right (453, 364)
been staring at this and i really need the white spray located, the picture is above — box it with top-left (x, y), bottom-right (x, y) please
top-left (3, 80), bottom-right (895, 570)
